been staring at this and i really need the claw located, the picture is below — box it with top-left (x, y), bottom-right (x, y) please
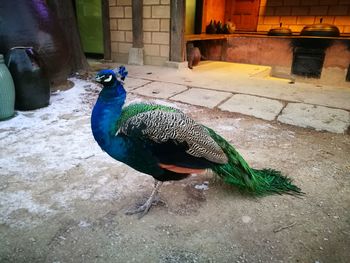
top-left (125, 180), bottom-right (163, 218)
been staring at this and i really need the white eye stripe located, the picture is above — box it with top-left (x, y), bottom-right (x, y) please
top-left (104, 75), bottom-right (113, 82)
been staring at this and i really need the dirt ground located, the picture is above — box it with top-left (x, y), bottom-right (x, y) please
top-left (0, 77), bottom-right (349, 263)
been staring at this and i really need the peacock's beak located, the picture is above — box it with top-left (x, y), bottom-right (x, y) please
top-left (95, 75), bottom-right (102, 83)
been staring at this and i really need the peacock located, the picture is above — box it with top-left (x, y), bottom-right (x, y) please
top-left (91, 66), bottom-right (302, 218)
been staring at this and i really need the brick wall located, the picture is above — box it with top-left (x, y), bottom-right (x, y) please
top-left (109, 0), bottom-right (170, 65)
top-left (109, 0), bottom-right (133, 63)
top-left (257, 0), bottom-right (350, 33)
top-left (143, 0), bottom-right (170, 65)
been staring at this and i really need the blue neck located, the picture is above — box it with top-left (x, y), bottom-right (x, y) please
top-left (91, 82), bottom-right (126, 149)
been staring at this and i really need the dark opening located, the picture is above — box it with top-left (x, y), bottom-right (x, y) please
top-left (194, 0), bottom-right (203, 34)
top-left (292, 48), bottom-right (325, 78)
top-left (291, 39), bottom-right (333, 79)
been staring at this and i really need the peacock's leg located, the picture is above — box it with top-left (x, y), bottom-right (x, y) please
top-left (125, 180), bottom-right (163, 218)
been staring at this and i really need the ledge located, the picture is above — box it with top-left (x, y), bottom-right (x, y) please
top-left (185, 32), bottom-right (350, 42)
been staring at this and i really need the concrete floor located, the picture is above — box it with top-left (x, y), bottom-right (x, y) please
top-left (1, 62), bottom-right (350, 263)
top-left (91, 60), bottom-right (350, 133)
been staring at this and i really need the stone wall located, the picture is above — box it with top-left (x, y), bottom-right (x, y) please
top-left (226, 37), bottom-right (293, 67)
top-left (143, 0), bottom-right (170, 65)
top-left (109, 0), bottom-right (133, 63)
top-left (109, 0), bottom-right (170, 65)
top-left (198, 36), bottom-right (350, 82)
top-left (258, 0), bottom-right (350, 33)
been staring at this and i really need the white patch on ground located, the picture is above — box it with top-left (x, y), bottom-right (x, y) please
top-left (249, 123), bottom-right (295, 140)
top-left (0, 78), bottom-right (97, 175)
top-left (241, 215), bottom-right (252, 224)
top-left (78, 220), bottom-right (91, 228)
top-left (216, 118), bottom-right (242, 132)
top-left (0, 191), bottom-right (54, 228)
top-left (194, 181), bottom-right (209, 190)
top-left (0, 78), bottom-right (146, 228)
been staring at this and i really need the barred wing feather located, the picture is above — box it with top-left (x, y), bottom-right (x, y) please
top-left (118, 110), bottom-right (228, 164)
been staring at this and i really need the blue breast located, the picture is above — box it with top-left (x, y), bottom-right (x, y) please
top-left (91, 83), bottom-right (128, 160)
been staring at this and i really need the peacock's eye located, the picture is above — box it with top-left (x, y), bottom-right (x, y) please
top-left (104, 75), bottom-right (113, 82)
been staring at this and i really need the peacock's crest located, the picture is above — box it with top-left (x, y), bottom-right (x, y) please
top-left (116, 66), bottom-right (128, 82)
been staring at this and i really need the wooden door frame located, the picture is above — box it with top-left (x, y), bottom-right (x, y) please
top-left (101, 0), bottom-right (111, 60)
top-left (170, 0), bottom-right (186, 62)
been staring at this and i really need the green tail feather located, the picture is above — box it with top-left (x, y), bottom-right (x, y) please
top-left (206, 127), bottom-right (302, 196)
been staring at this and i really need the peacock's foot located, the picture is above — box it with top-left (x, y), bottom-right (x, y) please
top-left (125, 195), bottom-right (166, 218)
top-left (125, 180), bottom-right (164, 219)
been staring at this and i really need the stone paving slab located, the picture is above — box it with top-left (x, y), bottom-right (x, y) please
top-left (124, 78), bottom-right (152, 91)
top-left (218, 94), bottom-right (285, 121)
top-left (170, 88), bottom-right (232, 109)
top-left (132, 81), bottom-right (188, 99)
top-left (124, 62), bottom-right (350, 111)
top-left (277, 103), bottom-right (350, 133)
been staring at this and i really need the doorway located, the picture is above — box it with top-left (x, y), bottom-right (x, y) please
top-left (188, 0), bottom-right (262, 33)
top-left (225, 0), bottom-right (261, 31)
top-left (75, 0), bottom-right (111, 59)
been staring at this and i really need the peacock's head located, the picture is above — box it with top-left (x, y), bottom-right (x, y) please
top-left (95, 67), bottom-right (128, 87)
top-left (95, 69), bottom-right (117, 86)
